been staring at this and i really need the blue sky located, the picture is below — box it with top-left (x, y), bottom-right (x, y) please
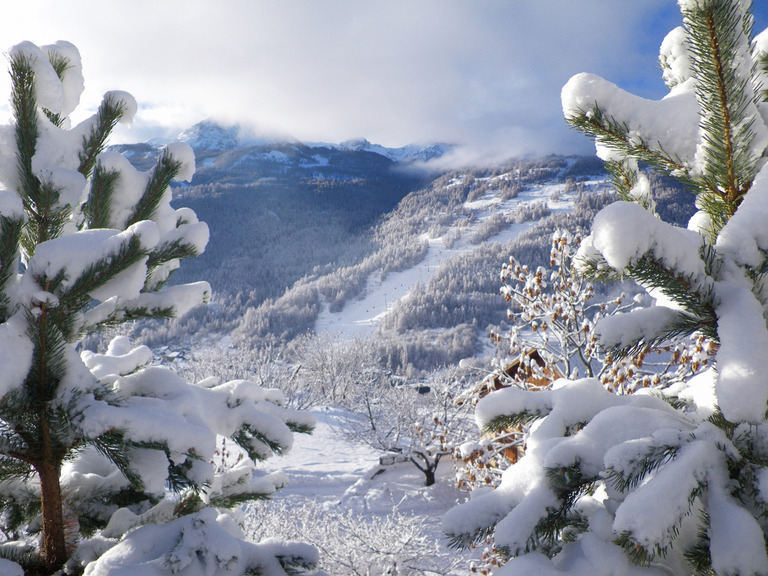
top-left (1, 1), bottom-right (768, 164)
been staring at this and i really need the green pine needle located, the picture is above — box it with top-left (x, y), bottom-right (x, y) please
top-left (683, 0), bottom-right (759, 218)
top-left (78, 93), bottom-right (128, 179)
top-left (482, 409), bottom-right (548, 436)
top-left (128, 149), bottom-right (183, 225)
top-left (83, 164), bottom-right (120, 229)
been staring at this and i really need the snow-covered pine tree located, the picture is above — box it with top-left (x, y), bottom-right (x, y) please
top-left (444, 1), bottom-right (768, 574)
top-left (0, 41), bottom-right (316, 576)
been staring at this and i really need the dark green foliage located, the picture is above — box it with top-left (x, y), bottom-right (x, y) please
top-left (0, 215), bottom-right (23, 320)
top-left (83, 164), bottom-right (120, 228)
top-left (534, 464), bottom-right (595, 555)
top-left (447, 524), bottom-right (498, 551)
top-left (128, 149), bottom-right (183, 225)
top-left (683, 0), bottom-right (758, 209)
top-left (145, 238), bottom-right (201, 289)
top-left (10, 53), bottom-right (39, 208)
top-left (482, 409), bottom-right (549, 437)
top-left (207, 489), bottom-right (271, 511)
top-left (232, 424), bottom-right (285, 462)
top-left (78, 94), bottom-right (128, 178)
top-left (684, 513), bottom-right (715, 576)
top-left (605, 444), bottom-right (679, 493)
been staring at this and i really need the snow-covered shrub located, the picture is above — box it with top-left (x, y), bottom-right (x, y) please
top-left (445, 2), bottom-right (768, 575)
top-left (454, 231), bottom-right (709, 500)
top-left (0, 41), bottom-right (316, 575)
top-left (338, 366), bottom-right (474, 486)
top-left (496, 229), bottom-right (710, 392)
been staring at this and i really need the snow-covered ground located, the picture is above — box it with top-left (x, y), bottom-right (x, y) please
top-left (261, 406), bottom-right (381, 500)
top-left (314, 178), bottom-right (598, 338)
top-left (256, 407), bottom-right (477, 574)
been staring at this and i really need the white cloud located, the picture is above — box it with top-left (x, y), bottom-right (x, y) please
top-left (0, 0), bottom-right (761, 162)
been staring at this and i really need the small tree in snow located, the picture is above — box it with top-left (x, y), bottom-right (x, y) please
top-left (0, 42), bottom-right (315, 576)
top-left (445, 2), bottom-right (768, 575)
top-left (338, 366), bottom-right (473, 487)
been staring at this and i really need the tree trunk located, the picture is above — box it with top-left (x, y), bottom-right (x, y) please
top-left (423, 467), bottom-right (436, 487)
top-left (38, 460), bottom-right (67, 573)
top-left (411, 452), bottom-right (443, 487)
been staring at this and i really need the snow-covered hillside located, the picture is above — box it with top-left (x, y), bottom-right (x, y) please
top-left (314, 176), bottom-right (608, 338)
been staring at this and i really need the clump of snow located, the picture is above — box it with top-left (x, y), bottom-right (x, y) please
top-left (82, 508), bottom-right (319, 576)
top-left (612, 438), bottom-right (715, 551)
top-left (61, 446), bottom-right (131, 499)
top-left (707, 465), bottom-right (768, 575)
top-left (104, 90), bottom-right (138, 125)
top-left (713, 282), bottom-right (768, 423)
top-left (10, 41), bottom-right (64, 114)
top-left (81, 337), bottom-right (152, 381)
top-left (0, 312), bottom-right (34, 399)
top-left (125, 281), bottom-right (211, 318)
top-left (716, 163), bottom-right (768, 268)
top-left (165, 141), bottom-right (196, 182)
top-left (42, 41), bottom-right (84, 118)
top-left (589, 201), bottom-right (704, 278)
top-left (0, 189), bottom-right (25, 219)
top-left (561, 72), bottom-right (698, 165)
top-left (595, 306), bottom-right (682, 350)
top-left (659, 27), bottom-right (692, 89)
top-left (47, 166), bottom-right (87, 208)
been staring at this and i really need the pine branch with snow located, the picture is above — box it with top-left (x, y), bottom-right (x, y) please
top-left (446, 1), bottom-right (768, 575)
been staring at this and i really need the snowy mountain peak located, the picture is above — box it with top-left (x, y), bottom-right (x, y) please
top-left (337, 138), bottom-right (451, 163)
top-left (178, 120), bottom-right (240, 150)
top-left (177, 120), bottom-right (450, 164)
top-left (177, 120), bottom-right (297, 151)
top-left (177, 120), bottom-right (240, 151)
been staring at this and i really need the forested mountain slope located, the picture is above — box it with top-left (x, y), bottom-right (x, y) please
top-left (118, 127), bottom-right (695, 374)
top-left (114, 126), bottom-right (431, 305)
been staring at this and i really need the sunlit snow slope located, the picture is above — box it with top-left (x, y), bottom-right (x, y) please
top-left (314, 177), bottom-right (607, 338)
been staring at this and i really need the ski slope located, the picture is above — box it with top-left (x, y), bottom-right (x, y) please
top-left (314, 178), bottom-right (600, 338)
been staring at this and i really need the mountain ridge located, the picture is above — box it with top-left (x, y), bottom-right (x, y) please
top-left (172, 120), bottom-right (452, 165)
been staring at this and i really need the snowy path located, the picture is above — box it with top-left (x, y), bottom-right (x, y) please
top-left (260, 407), bottom-right (381, 501)
top-left (254, 406), bottom-right (478, 574)
top-left (314, 179), bottom-right (581, 338)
